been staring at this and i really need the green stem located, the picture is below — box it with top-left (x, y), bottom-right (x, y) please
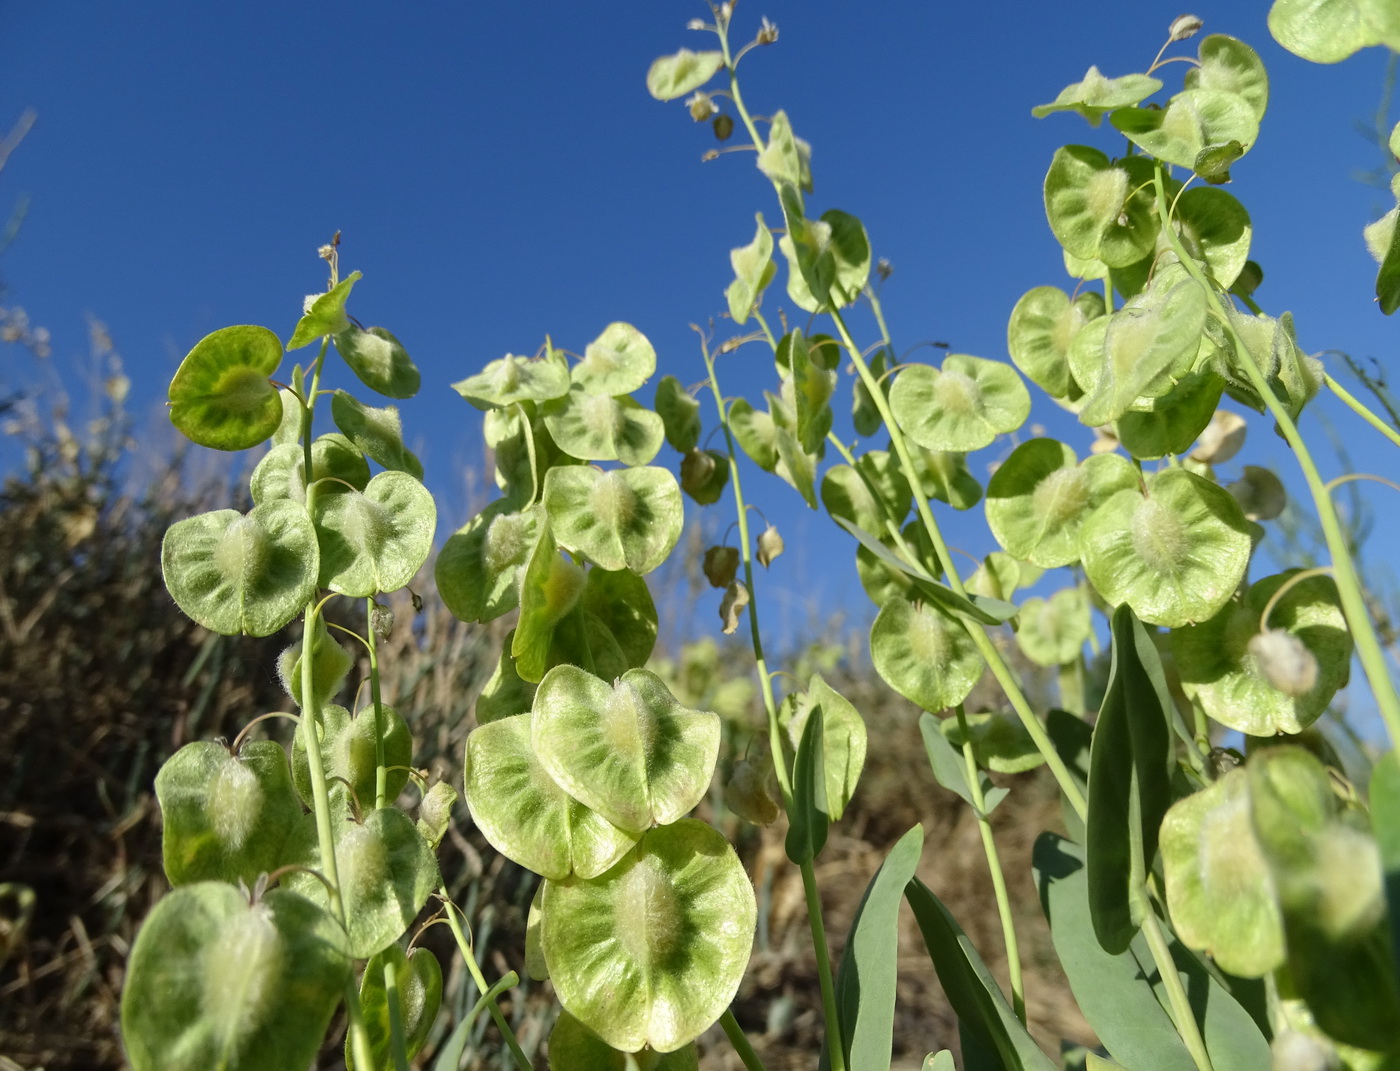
top-left (439, 888), bottom-right (532, 1071)
top-left (721, 1008), bottom-right (769, 1071)
top-left (955, 706), bottom-right (1025, 1024)
top-left (344, 976), bottom-right (379, 1071)
top-left (827, 306), bottom-right (1088, 823)
top-left (383, 956), bottom-right (412, 1071)
top-left (1140, 902), bottom-right (1214, 1071)
top-left (1325, 372), bottom-right (1400, 450)
top-left (1152, 164), bottom-right (1400, 745)
top-left (702, 340), bottom-right (845, 1071)
top-left (366, 598), bottom-right (387, 811)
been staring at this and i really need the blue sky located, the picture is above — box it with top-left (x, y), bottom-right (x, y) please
top-left (3, 1), bottom-right (1399, 647)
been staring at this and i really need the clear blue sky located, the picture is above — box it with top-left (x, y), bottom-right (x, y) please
top-left (3, 1), bottom-right (1399, 643)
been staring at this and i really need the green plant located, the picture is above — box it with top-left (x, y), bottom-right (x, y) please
top-left (119, 5), bottom-right (1400, 1070)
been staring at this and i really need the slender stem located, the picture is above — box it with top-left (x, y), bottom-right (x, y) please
top-left (721, 1008), bottom-right (769, 1071)
top-left (344, 977), bottom-right (379, 1071)
top-left (366, 598), bottom-right (388, 811)
top-left (825, 305), bottom-right (1088, 821)
top-left (955, 706), bottom-right (1025, 1024)
top-left (1140, 903), bottom-right (1215, 1071)
top-left (383, 957), bottom-right (412, 1071)
top-left (702, 338), bottom-right (845, 1071)
top-left (1325, 372), bottom-right (1400, 450)
top-left (800, 856), bottom-right (846, 1071)
top-left (1152, 165), bottom-right (1400, 744)
top-left (439, 889), bottom-right (532, 1071)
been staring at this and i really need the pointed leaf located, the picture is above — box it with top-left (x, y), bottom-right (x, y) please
top-left (1032, 67), bottom-right (1164, 125)
top-left (646, 49), bottom-right (725, 101)
top-left (330, 391), bottom-right (423, 479)
top-left (288, 271), bottom-right (361, 350)
top-left (333, 325), bottom-right (420, 399)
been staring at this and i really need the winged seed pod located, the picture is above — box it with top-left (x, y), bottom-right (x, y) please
top-left (720, 580), bottom-right (750, 634)
top-left (703, 545), bottom-right (740, 588)
top-left (757, 524), bottom-right (784, 567)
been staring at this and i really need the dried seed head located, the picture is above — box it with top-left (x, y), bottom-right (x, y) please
top-left (371, 602), bottom-right (395, 641)
top-left (757, 525), bottom-right (784, 568)
top-left (687, 18), bottom-right (707, 30)
top-left (1228, 465), bottom-right (1287, 521)
top-left (756, 17), bottom-right (779, 44)
top-left (1248, 629), bottom-right (1319, 697)
top-left (1168, 14), bottom-right (1204, 41)
top-left (1192, 409), bottom-right (1247, 465)
top-left (876, 258), bottom-right (893, 281)
top-left (703, 545), bottom-right (740, 588)
top-left (720, 579), bottom-right (750, 634)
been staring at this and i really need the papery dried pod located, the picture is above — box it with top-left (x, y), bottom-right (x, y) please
top-left (757, 524), bottom-right (784, 567)
top-left (1169, 14), bottom-right (1204, 41)
top-left (723, 757), bottom-right (780, 825)
top-left (720, 580), bottom-right (749, 634)
top-left (1228, 464), bottom-right (1286, 521)
top-left (1248, 628), bottom-right (1319, 697)
top-left (703, 545), bottom-right (739, 588)
top-left (1191, 409), bottom-right (1247, 464)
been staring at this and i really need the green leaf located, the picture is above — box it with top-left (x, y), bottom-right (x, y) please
top-left (919, 713), bottom-right (1008, 818)
top-left (909, 448), bottom-right (983, 511)
top-left (282, 807), bottom-right (439, 960)
top-left (543, 386), bottom-right (666, 466)
top-left (277, 618), bottom-right (353, 708)
top-left (1175, 187), bottom-right (1253, 289)
top-left (985, 440), bottom-right (1137, 569)
top-left (1086, 604), bottom-right (1175, 953)
top-left (943, 712), bottom-right (1047, 775)
top-left (965, 552), bottom-right (1021, 603)
top-left (727, 213), bottom-right (776, 324)
top-left (1115, 370), bottom-right (1225, 461)
top-left (251, 435), bottom-right (371, 506)
top-left (542, 466), bottom-right (684, 575)
top-left (333, 325), bottom-right (420, 399)
top-left (1034, 833), bottom-right (1271, 1071)
top-left (655, 375), bottom-right (702, 453)
top-left (547, 1009), bottom-right (700, 1070)
top-left (1185, 35), bottom-right (1269, 122)
top-left (155, 740), bottom-right (301, 887)
top-left (1077, 264), bottom-right (1207, 427)
top-left (905, 880), bottom-right (1057, 1071)
top-left (1111, 90), bottom-right (1258, 172)
top-left (541, 820), bottom-right (756, 1052)
top-left (781, 675), bottom-right (867, 822)
top-left (464, 712), bottom-right (638, 880)
top-left (856, 450), bottom-right (914, 523)
top-left (728, 397), bottom-right (778, 471)
top-left (1249, 745), bottom-right (1400, 1051)
top-left (288, 271), bottom-right (361, 350)
top-left (1043, 147), bottom-right (1160, 267)
top-left (787, 330), bottom-right (837, 454)
top-left (348, 944), bottom-right (443, 1071)
top-left (532, 666), bottom-right (721, 836)
top-left (290, 702), bottom-right (413, 811)
top-left (757, 111), bottom-right (804, 190)
top-left (1032, 67), bottom-right (1163, 125)
top-left (646, 48), bottom-right (724, 101)
top-left (1046, 710), bottom-right (1093, 842)
top-left (924, 1052), bottom-right (955, 1071)
top-left (168, 325), bottom-right (284, 451)
top-left (330, 391), bottom-right (424, 479)
top-left (1080, 468), bottom-right (1253, 628)
top-left (435, 502), bottom-right (543, 624)
top-left (679, 447), bottom-right (729, 505)
top-left (313, 471), bottom-right (435, 596)
top-left (822, 463), bottom-right (887, 535)
top-left (162, 502), bottom-right (319, 637)
top-left (822, 825), bottom-right (925, 1071)
top-left (870, 597), bottom-right (982, 713)
top-left (1173, 570), bottom-right (1352, 736)
top-left (889, 355), bottom-right (1030, 452)
top-left (1268, 0), bottom-right (1400, 63)
top-left (1016, 588), bottom-right (1093, 668)
top-left (512, 519), bottom-right (587, 683)
top-left (1006, 286), bottom-right (1103, 399)
top-left (786, 704), bottom-right (829, 865)
top-left (581, 567), bottom-right (659, 669)
top-left (121, 883), bottom-right (352, 1071)
top-left (1160, 768), bottom-right (1285, 978)
top-left (1371, 750), bottom-right (1400, 989)
top-left (475, 632), bottom-right (537, 725)
top-left (572, 322), bottom-right (656, 396)
top-left (452, 349), bottom-right (571, 410)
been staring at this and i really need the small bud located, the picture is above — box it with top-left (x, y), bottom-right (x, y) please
top-left (719, 2), bottom-right (734, 21)
top-left (410, 589), bottom-right (424, 613)
top-left (1168, 14), bottom-right (1204, 42)
top-left (302, 294), bottom-right (320, 315)
top-left (686, 90), bottom-right (718, 121)
top-left (713, 113), bottom-right (735, 141)
top-left (756, 17), bottom-right (779, 44)
top-left (317, 244), bottom-right (335, 260)
top-left (757, 525), bottom-right (784, 568)
top-left (416, 780), bottom-right (459, 850)
top-left (687, 18), bottom-right (707, 30)
top-left (724, 758), bottom-right (780, 824)
top-left (720, 579), bottom-right (750, 634)
top-left (702, 148), bottom-right (721, 163)
top-left (876, 258), bottom-right (893, 281)
top-left (1249, 629), bottom-right (1319, 697)
top-left (703, 545), bottom-right (740, 588)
